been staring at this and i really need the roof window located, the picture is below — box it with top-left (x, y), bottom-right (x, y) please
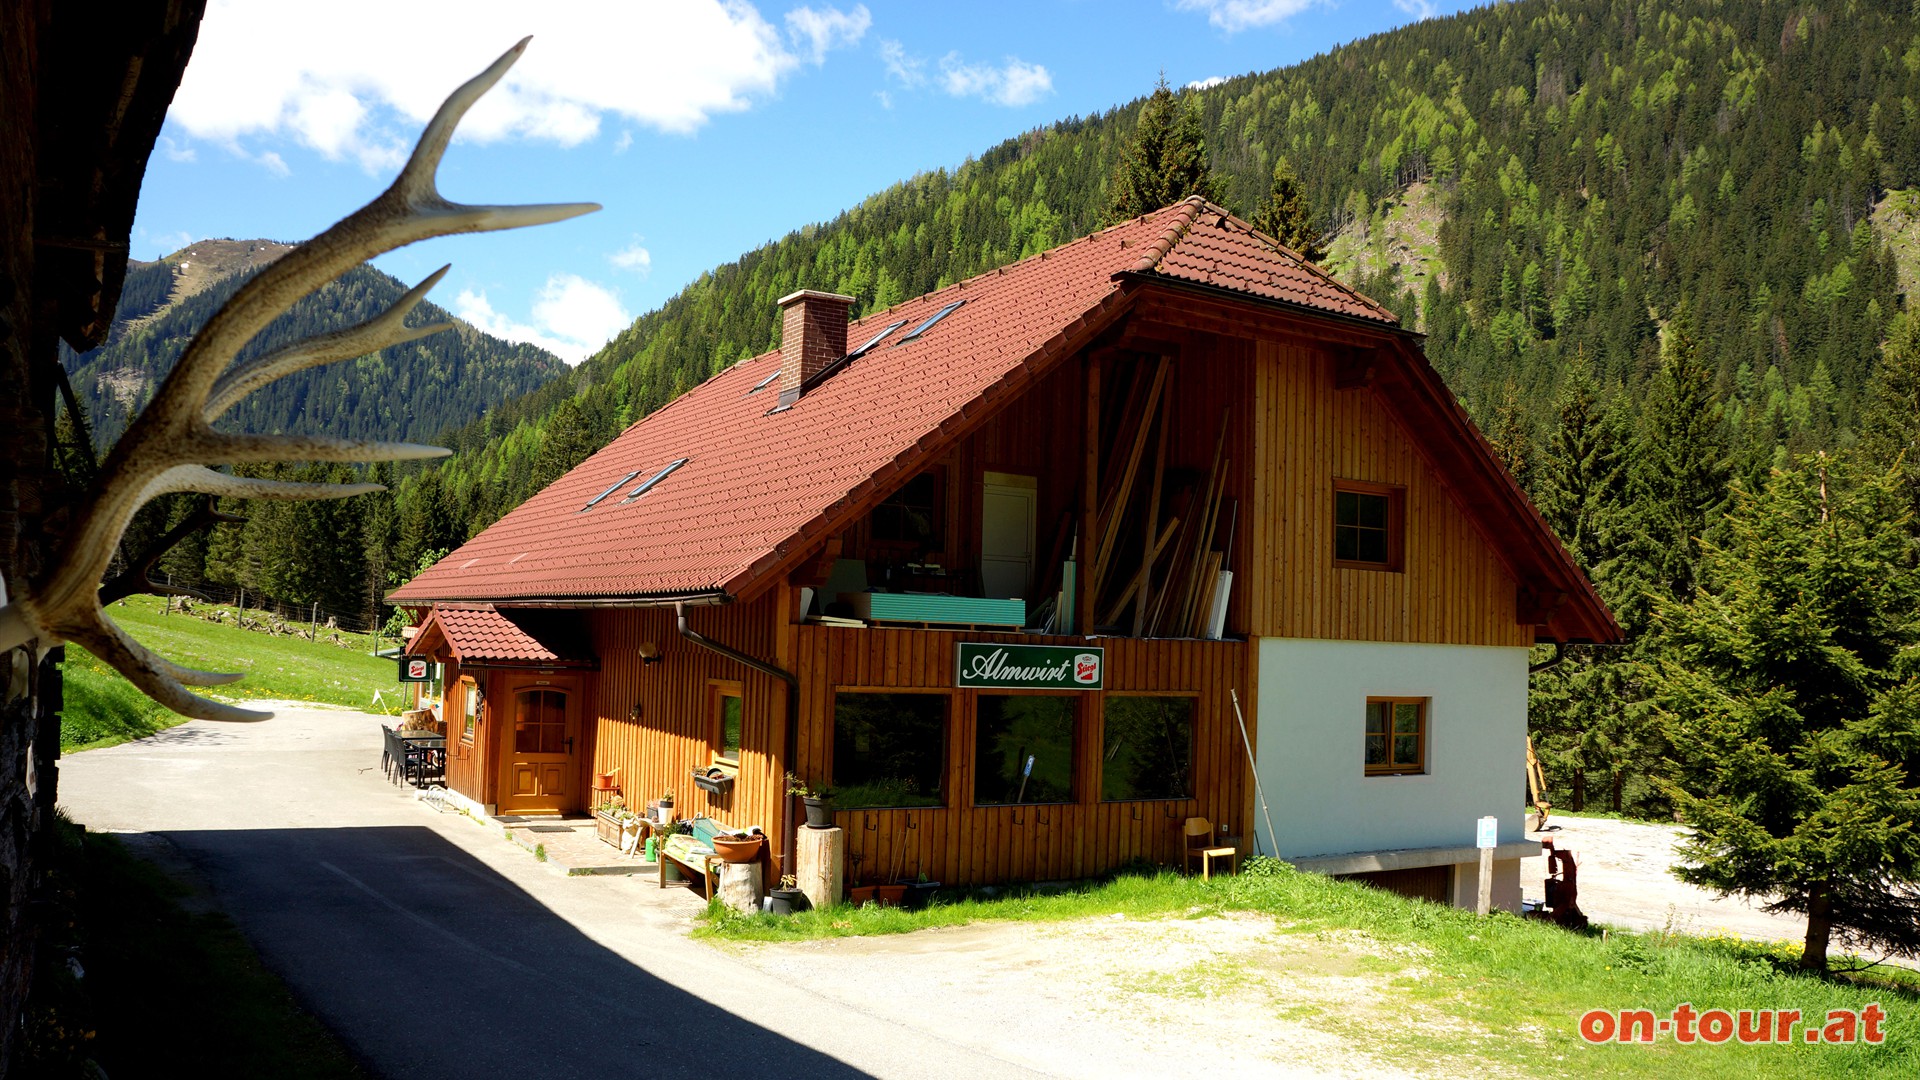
top-left (896, 301), bottom-right (964, 345)
top-left (582, 471), bottom-right (641, 512)
top-left (624, 458), bottom-right (689, 501)
top-left (848, 320), bottom-right (907, 360)
top-left (748, 367), bottom-right (781, 394)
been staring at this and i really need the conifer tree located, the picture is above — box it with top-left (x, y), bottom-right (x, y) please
top-left (1486, 378), bottom-right (1535, 494)
top-left (532, 397), bottom-right (594, 491)
top-left (1104, 76), bottom-right (1220, 224)
top-left (1648, 456), bottom-right (1920, 970)
top-left (1251, 157), bottom-right (1325, 262)
top-left (1860, 313), bottom-right (1920, 525)
top-left (1613, 307), bottom-right (1730, 631)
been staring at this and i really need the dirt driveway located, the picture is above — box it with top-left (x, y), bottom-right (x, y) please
top-left (1521, 814), bottom-right (1809, 946)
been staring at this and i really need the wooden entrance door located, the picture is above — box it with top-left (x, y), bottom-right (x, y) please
top-left (500, 682), bottom-right (577, 813)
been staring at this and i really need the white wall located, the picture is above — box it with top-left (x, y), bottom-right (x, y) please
top-left (1254, 638), bottom-right (1530, 859)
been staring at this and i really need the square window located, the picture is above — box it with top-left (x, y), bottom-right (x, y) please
top-left (975, 695), bottom-right (1076, 805)
top-left (832, 692), bottom-right (948, 808)
top-left (1333, 482), bottom-right (1403, 570)
top-left (1101, 696), bottom-right (1195, 801)
top-left (1365, 698), bottom-right (1426, 775)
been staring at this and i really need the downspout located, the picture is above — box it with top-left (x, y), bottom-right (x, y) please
top-left (1528, 642), bottom-right (1565, 674)
top-left (675, 601), bottom-right (801, 878)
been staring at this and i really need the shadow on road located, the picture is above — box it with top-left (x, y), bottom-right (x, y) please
top-left (155, 824), bottom-right (870, 1080)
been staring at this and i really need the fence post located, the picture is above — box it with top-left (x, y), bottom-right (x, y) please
top-left (310, 602), bottom-right (319, 641)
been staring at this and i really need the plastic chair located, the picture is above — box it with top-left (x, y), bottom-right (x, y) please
top-left (1183, 817), bottom-right (1237, 879)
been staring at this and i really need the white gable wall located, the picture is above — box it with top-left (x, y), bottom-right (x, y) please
top-left (1253, 638), bottom-right (1531, 904)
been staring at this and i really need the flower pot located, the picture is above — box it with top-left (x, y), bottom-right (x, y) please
top-left (876, 884), bottom-right (908, 907)
top-left (764, 887), bottom-right (808, 916)
top-left (898, 880), bottom-right (941, 911)
top-left (849, 885), bottom-right (877, 905)
top-left (802, 795), bottom-right (833, 828)
top-left (709, 834), bottom-right (763, 863)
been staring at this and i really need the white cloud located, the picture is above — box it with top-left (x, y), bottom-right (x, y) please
top-left (1393, 0), bottom-right (1440, 19)
top-left (1187, 75), bottom-right (1229, 90)
top-left (786, 4), bottom-right (871, 64)
top-left (1175, 0), bottom-right (1319, 33)
top-left (159, 135), bottom-right (196, 162)
top-left (938, 53), bottom-right (1053, 107)
top-left (612, 129), bottom-right (633, 154)
top-left (250, 150), bottom-right (291, 178)
top-left (875, 90), bottom-right (893, 110)
top-left (609, 240), bottom-right (653, 275)
top-left (169, 1), bottom-right (870, 174)
top-left (455, 274), bottom-right (630, 365)
top-left (879, 39), bottom-right (925, 87)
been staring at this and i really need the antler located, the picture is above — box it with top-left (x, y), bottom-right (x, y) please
top-left (0, 38), bottom-right (598, 721)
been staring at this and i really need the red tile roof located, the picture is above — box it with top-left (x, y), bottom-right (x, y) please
top-left (389, 198), bottom-right (1615, 642)
top-left (407, 603), bottom-right (593, 664)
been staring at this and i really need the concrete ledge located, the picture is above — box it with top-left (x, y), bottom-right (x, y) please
top-left (1288, 840), bottom-right (1540, 876)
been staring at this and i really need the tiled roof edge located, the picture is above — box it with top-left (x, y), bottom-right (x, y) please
top-left (1129, 196), bottom-right (1206, 274)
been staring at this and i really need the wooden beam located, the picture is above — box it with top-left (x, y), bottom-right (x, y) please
top-left (1332, 346), bottom-right (1379, 390)
top-left (1100, 516), bottom-right (1181, 626)
top-left (1517, 587), bottom-right (1570, 626)
top-left (1080, 352), bottom-right (1101, 634)
top-left (1133, 378), bottom-right (1173, 637)
top-left (1095, 355), bottom-right (1168, 578)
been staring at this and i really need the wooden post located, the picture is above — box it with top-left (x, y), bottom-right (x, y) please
top-left (796, 825), bottom-right (845, 910)
top-left (1080, 353), bottom-right (1101, 634)
top-left (1475, 814), bottom-right (1497, 916)
top-left (719, 861), bottom-right (765, 914)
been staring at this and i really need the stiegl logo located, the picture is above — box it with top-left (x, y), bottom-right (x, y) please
top-left (1073, 653), bottom-right (1100, 684)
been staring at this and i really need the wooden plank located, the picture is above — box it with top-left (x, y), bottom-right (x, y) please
top-left (1095, 355), bottom-right (1169, 579)
top-left (1081, 354), bottom-right (1101, 632)
top-left (1134, 378), bottom-right (1173, 637)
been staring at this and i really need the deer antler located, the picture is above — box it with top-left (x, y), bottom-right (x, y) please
top-left (0, 38), bottom-right (598, 721)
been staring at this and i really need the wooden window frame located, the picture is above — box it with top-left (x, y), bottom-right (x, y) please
top-left (869, 465), bottom-right (949, 558)
top-left (972, 690), bottom-right (1082, 808)
top-left (828, 687), bottom-right (952, 811)
top-left (709, 679), bottom-right (744, 768)
top-left (1365, 697), bottom-right (1428, 776)
top-left (1098, 692), bottom-right (1198, 803)
top-left (1332, 479), bottom-right (1405, 572)
top-left (459, 677), bottom-right (478, 746)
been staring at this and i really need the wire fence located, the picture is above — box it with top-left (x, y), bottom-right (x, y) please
top-left (132, 577), bottom-right (402, 652)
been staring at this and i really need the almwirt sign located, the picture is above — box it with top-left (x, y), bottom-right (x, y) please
top-left (955, 643), bottom-right (1104, 690)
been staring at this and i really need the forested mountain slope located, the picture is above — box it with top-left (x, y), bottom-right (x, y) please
top-left (62, 240), bottom-right (567, 447)
top-left (407, 0), bottom-right (1918, 557)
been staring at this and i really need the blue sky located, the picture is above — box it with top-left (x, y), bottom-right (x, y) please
top-left (132, 0), bottom-right (1475, 364)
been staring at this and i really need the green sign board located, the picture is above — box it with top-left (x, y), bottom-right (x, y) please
top-left (955, 643), bottom-right (1104, 690)
top-left (398, 656), bottom-right (438, 683)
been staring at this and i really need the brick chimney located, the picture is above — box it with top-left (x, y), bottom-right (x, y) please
top-left (775, 289), bottom-right (854, 408)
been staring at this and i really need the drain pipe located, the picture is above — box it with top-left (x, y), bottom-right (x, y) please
top-left (675, 602), bottom-right (801, 877)
top-left (1528, 642), bottom-right (1566, 674)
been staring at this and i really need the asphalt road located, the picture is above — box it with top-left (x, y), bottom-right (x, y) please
top-left (57, 705), bottom-right (1047, 1080)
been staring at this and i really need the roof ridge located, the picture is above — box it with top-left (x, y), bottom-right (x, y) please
top-left (1128, 196), bottom-right (1207, 274)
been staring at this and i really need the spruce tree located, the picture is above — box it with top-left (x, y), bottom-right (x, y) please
top-left (1104, 76), bottom-right (1220, 224)
top-left (1251, 157), bottom-right (1325, 262)
top-left (532, 397), bottom-right (594, 491)
top-left (1486, 378), bottom-right (1535, 494)
top-left (1648, 456), bottom-right (1920, 970)
top-left (1860, 313), bottom-right (1920, 525)
top-left (1535, 355), bottom-right (1629, 581)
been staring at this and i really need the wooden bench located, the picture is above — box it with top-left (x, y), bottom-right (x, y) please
top-left (656, 816), bottom-right (734, 894)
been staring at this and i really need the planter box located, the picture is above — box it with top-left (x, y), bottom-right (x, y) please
top-left (596, 811), bottom-right (622, 847)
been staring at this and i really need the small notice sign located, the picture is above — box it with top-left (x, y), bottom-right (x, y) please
top-left (956, 643), bottom-right (1104, 690)
top-left (1476, 815), bottom-right (1499, 849)
top-left (398, 656), bottom-right (436, 683)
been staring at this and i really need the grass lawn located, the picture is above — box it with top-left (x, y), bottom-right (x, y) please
top-left (699, 862), bottom-right (1916, 1079)
top-left (59, 598), bottom-right (402, 751)
top-left (18, 818), bottom-right (368, 1078)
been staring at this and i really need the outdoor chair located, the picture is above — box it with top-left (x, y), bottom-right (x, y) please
top-left (1182, 817), bottom-right (1237, 879)
top-left (380, 725), bottom-right (399, 783)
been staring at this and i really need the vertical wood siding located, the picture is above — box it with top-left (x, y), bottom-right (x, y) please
top-left (1247, 340), bottom-right (1532, 648)
top-left (793, 626), bottom-right (1250, 887)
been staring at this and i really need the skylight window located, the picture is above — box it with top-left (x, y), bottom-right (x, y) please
top-left (582, 471), bottom-right (641, 512)
top-left (896, 301), bottom-right (964, 345)
top-left (748, 368), bottom-right (781, 394)
top-left (624, 458), bottom-right (689, 501)
top-left (848, 320), bottom-right (907, 360)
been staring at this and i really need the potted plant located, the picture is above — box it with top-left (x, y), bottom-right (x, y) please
top-left (709, 829), bottom-right (764, 863)
top-left (875, 881), bottom-right (908, 907)
top-left (848, 882), bottom-right (877, 905)
top-left (656, 790), bottom-right (675, 823)
top-left (765, 874), bottom-right (808, 916)
top-left (594, 795), bottom-right (627, 846)
top-left (786, 772), bottom-right (834, 828)
top-left (898, 872), bottom-right (941, 911)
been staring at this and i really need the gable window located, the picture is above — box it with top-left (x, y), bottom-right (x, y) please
top-left (1333, 480), bottom-right (1403, 570)
top-left (1365, 698), bottom-right (1426, 775)
top-left (832, 691), bottom-right (948, 808)
top-left (974, 694), bottom-right (1077, 805)
top-left (460, 677), bottom-right (479, 746)
top-left (711, 682), bottom-right (743, 764)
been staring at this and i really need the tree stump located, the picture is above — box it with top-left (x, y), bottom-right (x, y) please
top-left (718, 861), bottom-right (764, 914)
top-left (796, 825), bottom-right (844, 910)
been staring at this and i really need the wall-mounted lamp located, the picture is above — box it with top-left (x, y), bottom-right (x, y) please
top-left (638, 641), bottom-right (662, 665)
top-left (628, 703), bottom-right (643, 720)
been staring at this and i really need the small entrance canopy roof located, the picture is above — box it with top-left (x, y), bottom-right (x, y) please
top-left (405, 603), bottom-right (596, 668)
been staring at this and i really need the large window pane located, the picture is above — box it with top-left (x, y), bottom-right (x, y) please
top-left (1101, 696), bottom-right (1194, 801)
top-left (833, 692), bottom-right (947, 808)
top-left (975, 695), bottom-right (1076, 805)
top-left (716, 691), bottom-right (742, 761)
